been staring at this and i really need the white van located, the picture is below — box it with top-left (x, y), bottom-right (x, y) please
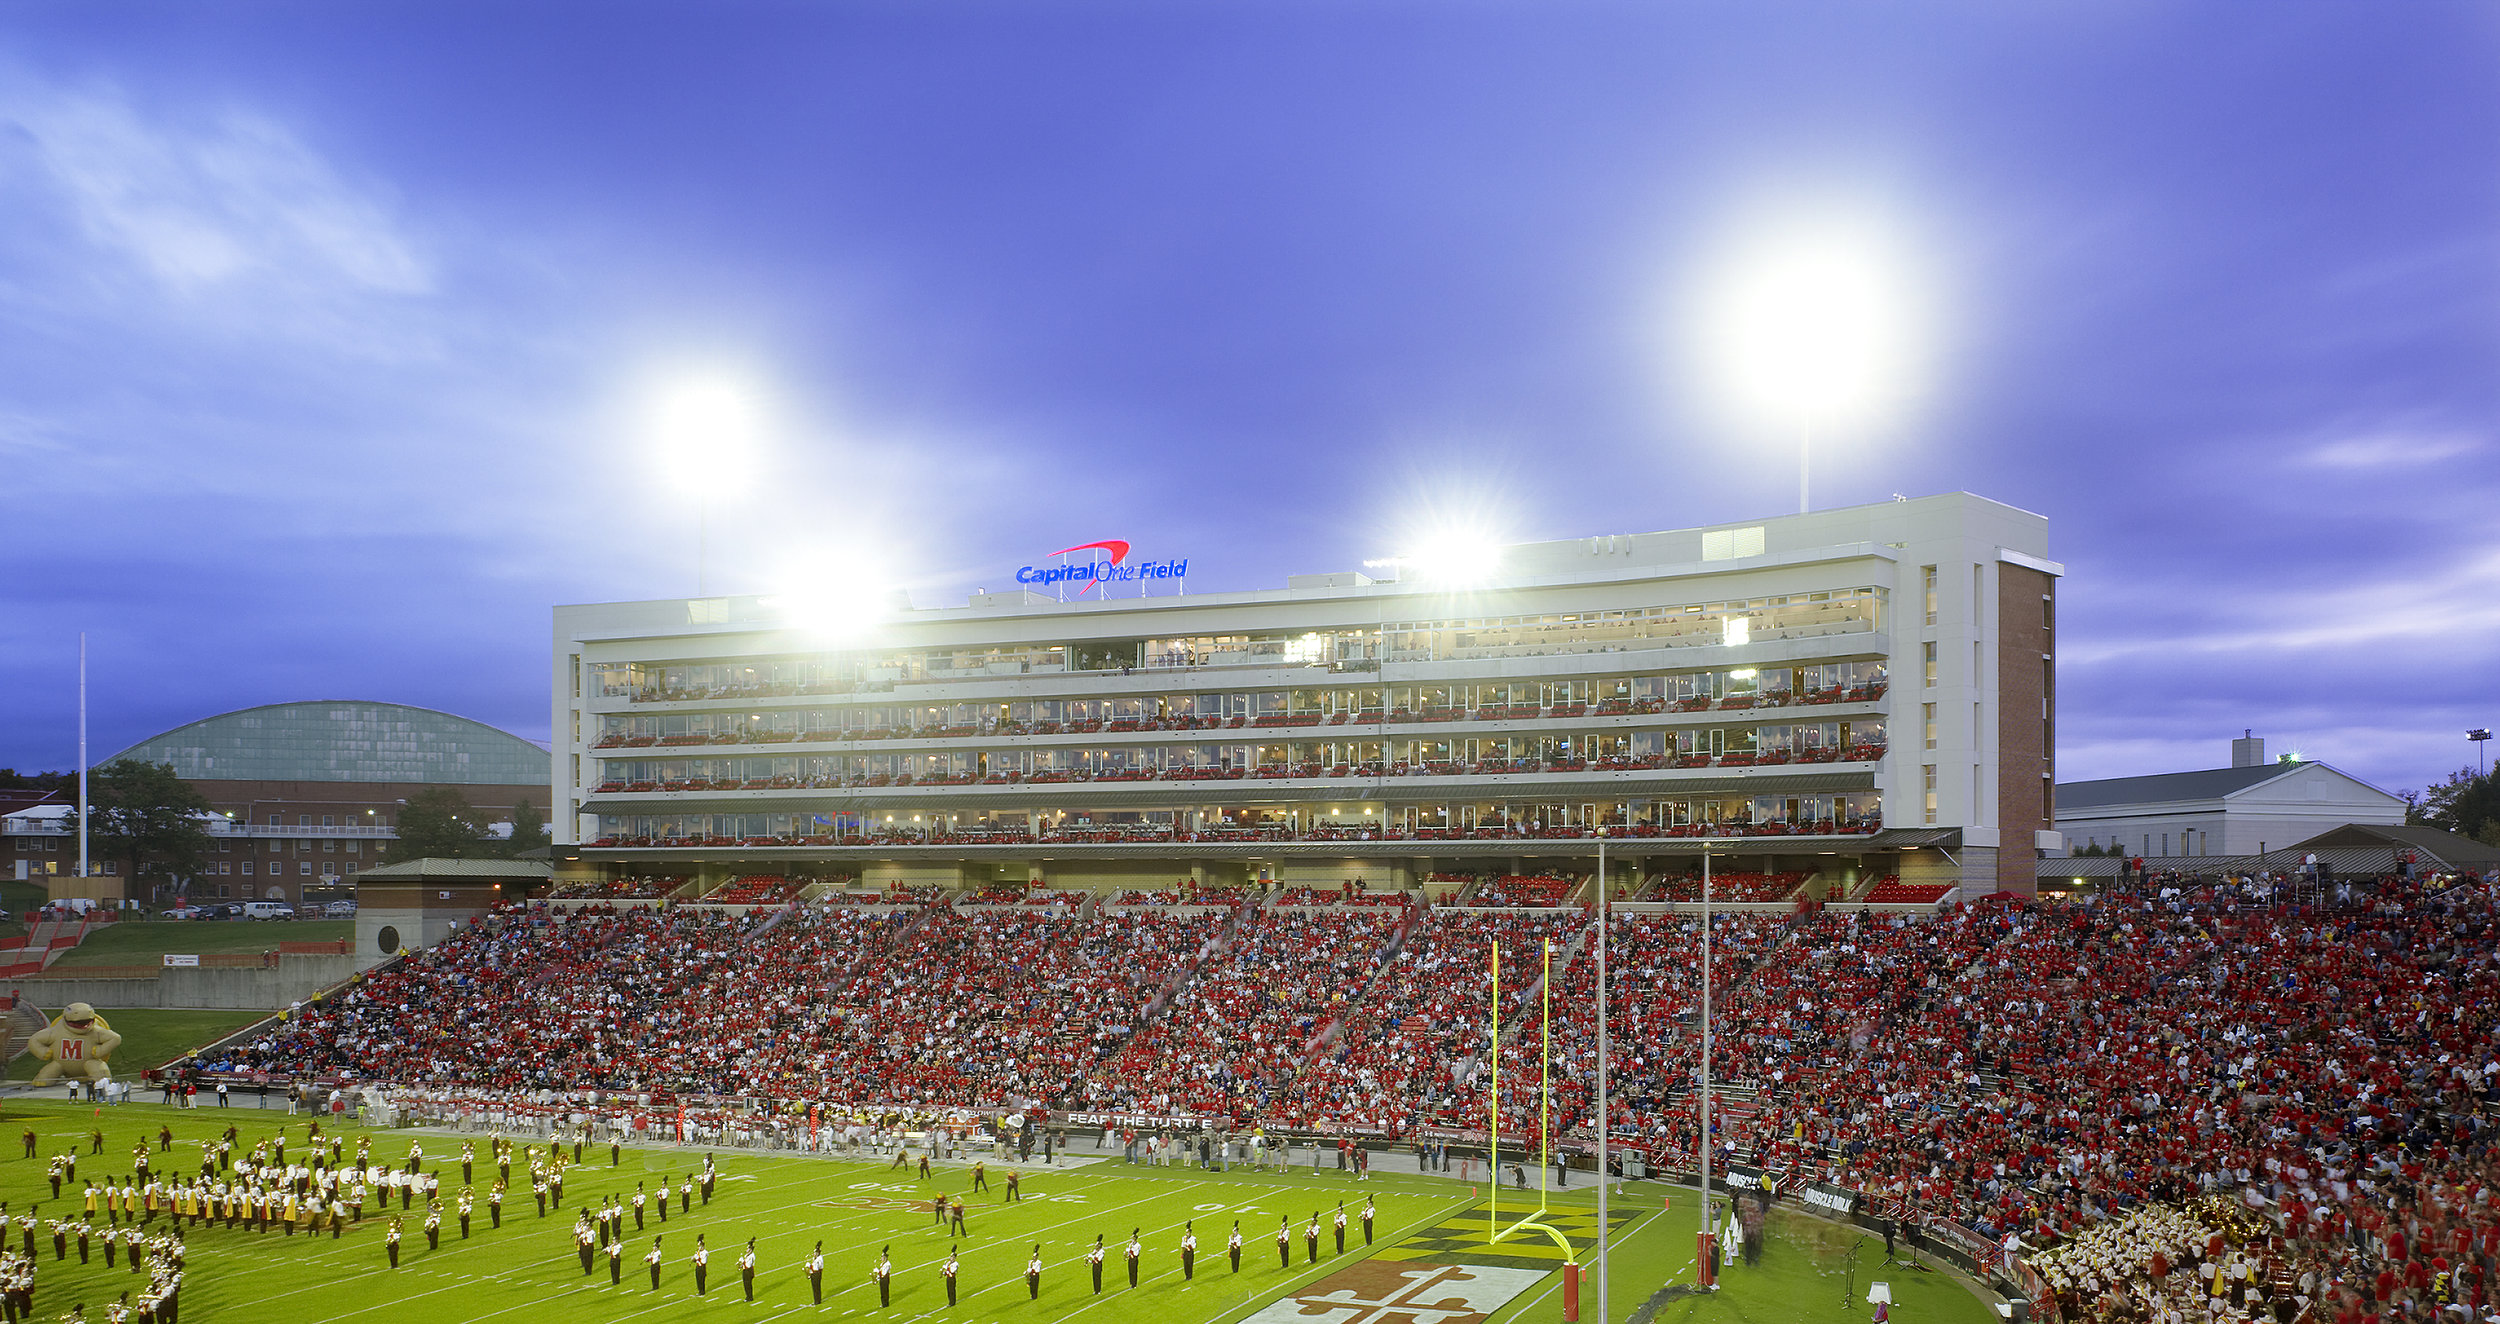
top-left (241, 901), bottom-right (297, 921)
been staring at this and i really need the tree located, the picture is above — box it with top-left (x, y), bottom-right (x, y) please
top-left (504, 798), bottom-right (551, 858)
top-left (2409, 766), bottom-right (2500, 846)
top-left (382, 787), bottom-right (491, 863)
top-left (72, 759), bottom-right (214, 903)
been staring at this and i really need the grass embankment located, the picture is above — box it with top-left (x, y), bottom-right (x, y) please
top-left (7, 1009), bottom-right (272, 1081)
top-left (43, 920), bottom-right (353, 970)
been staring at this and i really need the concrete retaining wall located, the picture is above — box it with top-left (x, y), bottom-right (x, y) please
top-left (9, 955), bottom-right (355, 1012)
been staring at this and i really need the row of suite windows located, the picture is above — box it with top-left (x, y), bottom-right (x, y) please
top-left (592, 589), bottom-right (1890, 699)
top-left (596, 793), bottom-right (1885, 841)
top-left (592, 719), bottom-right (1889, 784)
top-left (213, 838), bottom-right (363, 853)
top-left (597, 662), bottom-right (1892, 740)
top-left (11, 859), bottom-right (119, 875)
top-left (196, 860), bottom-right (343, 877)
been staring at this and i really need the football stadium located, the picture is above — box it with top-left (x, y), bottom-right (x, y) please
top-left (3, 497), bottom-right (2492, 1324)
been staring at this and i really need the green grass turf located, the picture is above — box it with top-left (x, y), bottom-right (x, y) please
top-left (43, 920), bottom-right (354, 969)
top-left (0, 1101), bottom-right (1992, 1324)
top-left (7, 1010), bottom-right (272, 1081)
top-left (1475, 1191), bottom-right (1993, 1324)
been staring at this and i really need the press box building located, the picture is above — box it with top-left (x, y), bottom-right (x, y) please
top-left (551, 493), bottom-right (2061, 896)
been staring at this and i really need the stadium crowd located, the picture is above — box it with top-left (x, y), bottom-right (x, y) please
top-left (213, 869), bottom-right (2500, 1323)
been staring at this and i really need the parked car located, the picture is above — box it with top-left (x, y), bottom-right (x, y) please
top-left (322, 900), bottom-right (357, 918)
top-left (198, 903), bottom-right (243, 921)
top-left (159, 904), bottom-right (205, 921)
top-left (241, 901), bottom-right (296, 921)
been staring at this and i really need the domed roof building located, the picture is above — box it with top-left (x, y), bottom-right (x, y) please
top-left (112, 701), bottom-right (547, 786)
top-left (76, 701), bottom-right (551, 907)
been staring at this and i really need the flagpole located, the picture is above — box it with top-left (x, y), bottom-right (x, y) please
top-left (78, 632), bottom-right (89, 883)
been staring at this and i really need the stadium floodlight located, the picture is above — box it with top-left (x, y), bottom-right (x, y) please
top-left (1401, 529), bottom-right (1505, 587)
top-left (1694, 213), bottom-right (1933, 513)
top-left (649, 372), bottom-right (769, 596)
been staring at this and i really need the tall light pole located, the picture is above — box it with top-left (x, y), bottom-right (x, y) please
top-left (652, 374), bottom-right (765, 598)
top-left (1697, 214), bottom-right (1931, 516)
top-left (1699, 841), bottom-right (1714, 1287)
top-left (1594, 827), bottom-right (1609, 1324)
top-left (2472, 728), bottom-right (2492, 778)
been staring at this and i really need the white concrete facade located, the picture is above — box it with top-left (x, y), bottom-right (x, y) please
top-left (550, 493), bottom-right (2060, 893)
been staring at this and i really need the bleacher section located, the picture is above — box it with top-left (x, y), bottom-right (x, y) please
top-left (704, 874), bottom-right (806, 905)
top-left (1859, 876), bottom-right (1952, 903)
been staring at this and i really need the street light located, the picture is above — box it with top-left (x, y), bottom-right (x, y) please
top-left (2472, 728), bottom-right (2492, 777)
top-left (1694, 215), bottom-right (1933, 513)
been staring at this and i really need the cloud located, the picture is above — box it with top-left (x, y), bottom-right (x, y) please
top-left (2301, 430), bottom-right (2485, 469)
top-left (0, 72), bottom-right (429, 303)
top-left (2061, 546), bottom-right (2500, 667)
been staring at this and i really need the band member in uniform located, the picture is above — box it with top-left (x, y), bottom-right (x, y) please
top-left (1333, 1203), bottom-right (1347, 1254)
top-left (699, 1155), bottom-right (715, 1206)
top-left (970, 1161), bottom-right (987, 1194)
top-left (384, 1216), bottom-right (402, 1268)
top-left (1125, 1228), bottom-right (1141, 1288)
top-left (632, 1184), bottom-right (646, 1230)
top-left (488, 1181), bottom-right (503, 1229)
top-left (646, 1236), bottom-right (663, 1290)
top-left (608, 1235), bottom-right (623, 1285)
top-left (1305, 1213), bottom-right (1320, 1263)
top-left (655, 1180), bottom-right (667, 1224)
top-left (806, 1241), bottom-right (824, 1305)
top-left (1003, 1169), bottom-right (1020, 1203)
top-left (875, 1245), bottom-right (893, 1307)
top-left (1181, 1221), bottom-right (1197, 1280)
top-left (422, 1201), bottom-right (441, 1251)
top-left (456, 1188), bottom-right (473, 1239)
top-left (692, 1234), bottom-right (710, 1295)
top-left (1087, 1235), bottom-right (1105, 1294)
top-left (1026, 1244), bottom-right (1042, 1299)
top-left (942, 1245), bottom-right (959, 1306)
top-left (1277, 1216), bottom-right (1291, 1268)
top-left (739, 1239), bottom-right (757, 1302)
top-left (679, 1175), bottom-right (693, 1215)
top-left (577, 1214), bottom-right (596, 1275)
top-left (947, 1197), bottom-right (967, 1237)
top-left (1362, 1197), bottom-right (1375, 1245)
top-left (1227, 1220), bottom-right (1243, 1273)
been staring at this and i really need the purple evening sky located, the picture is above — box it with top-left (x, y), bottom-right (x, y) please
top-left (0, 4), bottom-right (2494, 797)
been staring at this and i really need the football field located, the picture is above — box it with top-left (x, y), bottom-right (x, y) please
top-left (0, 1099), bottom-right (1991, 1324)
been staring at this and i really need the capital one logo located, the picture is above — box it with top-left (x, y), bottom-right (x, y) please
top-left (1016, 540), bottom-right (1187, 597)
